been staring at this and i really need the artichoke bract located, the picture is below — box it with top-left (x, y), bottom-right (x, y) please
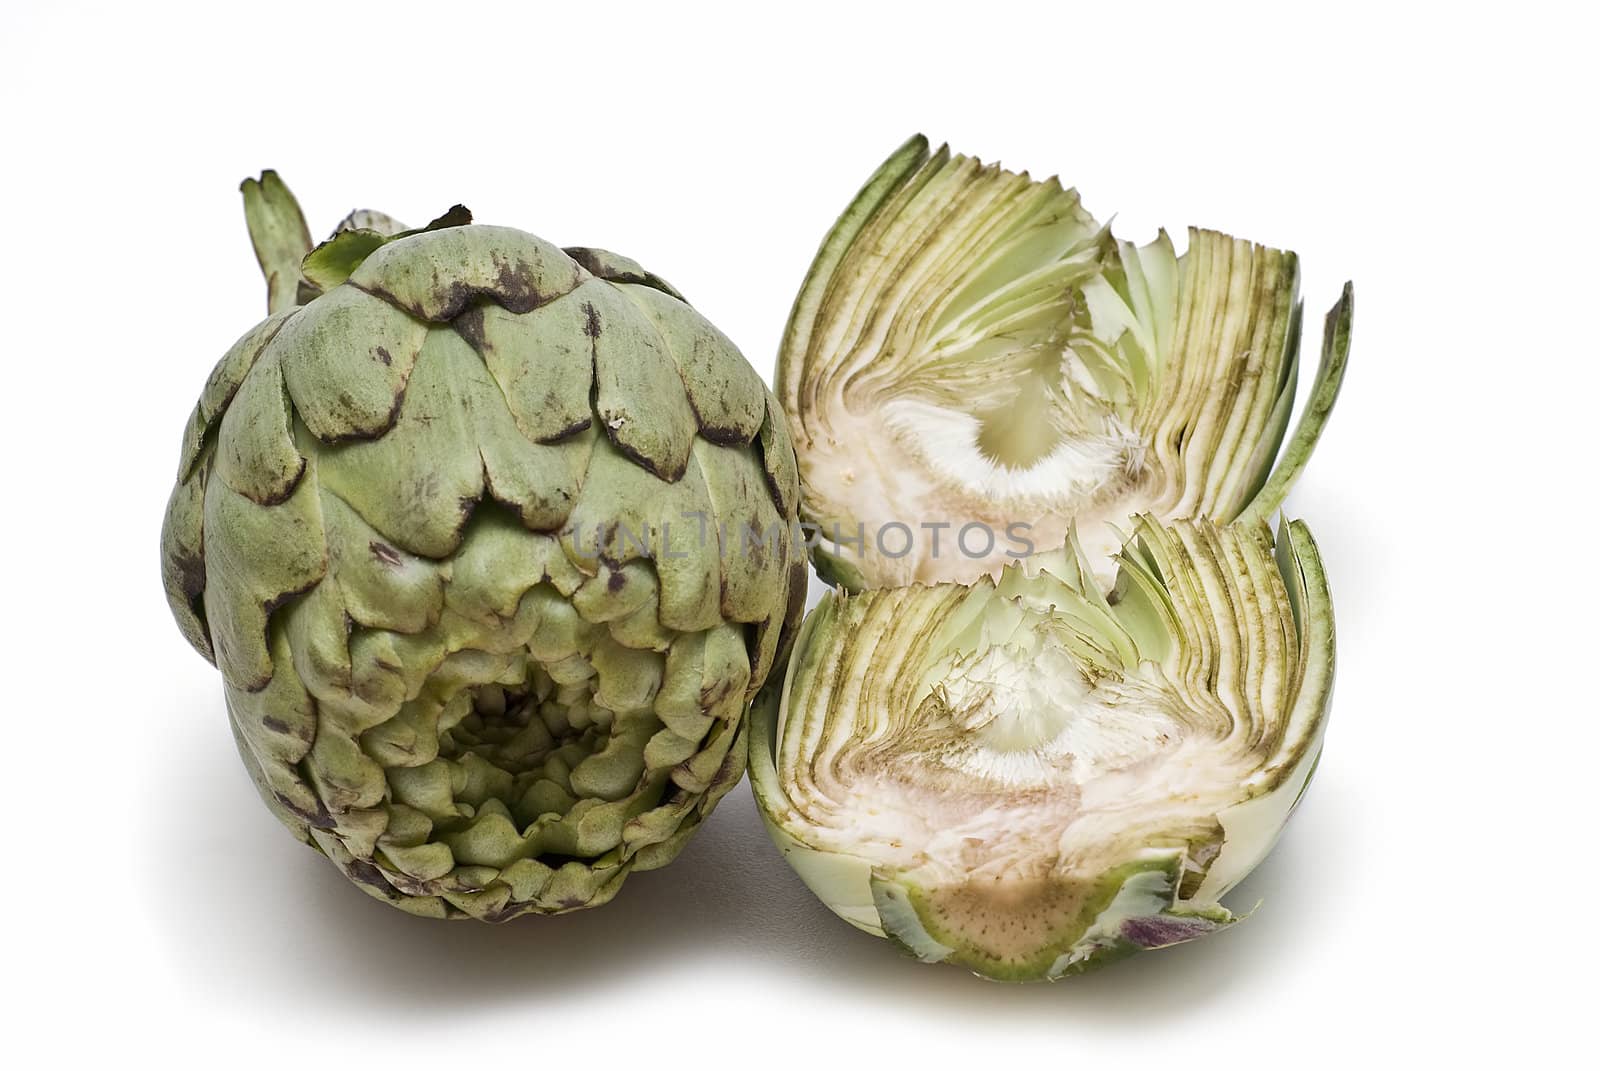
top-left (749, 515), bottom-right (1333, 980)
top-left (161, 173), bottom-right (806, 920)
top-left (777, 136), bottom-right (1351, 588)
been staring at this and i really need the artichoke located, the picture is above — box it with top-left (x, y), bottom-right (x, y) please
top-left (753, 136), bottom-right (1349, 979)
top-left (777, 135), bottom-right (1350, 588)
top-left (749, 515), bottom-right (1333, 981)
top-left (161, 173), bottom-right (806, 920)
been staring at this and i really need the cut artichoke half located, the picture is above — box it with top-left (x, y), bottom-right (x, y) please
top-left (749, 514), bottom-right (1333, 981)
top-left (777, 136), bottom-right (1351, 588)
top-left (163, 174), bottom-right (807, 920)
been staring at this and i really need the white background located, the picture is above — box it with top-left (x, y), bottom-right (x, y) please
top-left (3, 1), bottom-right (1595, 1064)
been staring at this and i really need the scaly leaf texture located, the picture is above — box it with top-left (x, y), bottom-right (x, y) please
top-left (162, 212), bottom-right (807, 920)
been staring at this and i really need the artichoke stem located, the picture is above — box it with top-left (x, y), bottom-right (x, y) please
top-left (240, 170), bottom-right (314, 314)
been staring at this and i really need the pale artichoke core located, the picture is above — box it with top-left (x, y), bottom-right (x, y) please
top-left (786, 596), bottom-right (1228, 889)
top-left (847, 365), bottom-right (1152, 583)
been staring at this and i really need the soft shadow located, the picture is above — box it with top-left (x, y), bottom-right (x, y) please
top-left (145, 706), bottom-right (795, 1013)
top-left (146, 691), bottom-right (1347, 1026)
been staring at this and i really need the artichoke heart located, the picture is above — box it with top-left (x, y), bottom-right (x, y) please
top-left (749, 515), bottom-right (1334, 981)
top-left (777, 136), bottom-right (1351, 587)
top-left (160, 172), bottom-right (807, 920)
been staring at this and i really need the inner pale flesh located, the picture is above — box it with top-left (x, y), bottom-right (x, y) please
top-left (779, 595), bottom-right (1243, 891)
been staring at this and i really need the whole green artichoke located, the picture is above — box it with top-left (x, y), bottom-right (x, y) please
top-left (161, 173), bottom-right (806, 920)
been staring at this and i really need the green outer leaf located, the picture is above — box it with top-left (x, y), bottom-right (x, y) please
top-left (776, 134), bottom-right (932, 440)
top-left (1141, 229), bottom-right (1303, 522)
top-left (349, 224), bottom-right (584, 321)
top-left (1194, 517), bottom-right (1336, 902)
top-left (564, 246), bottom-right (685, 302)
top-left (1222, 299), bottom-right (1304, 518)
top-left (303, 205), bottom-right (476, 292)
top-left (1239, 284), bottom-right (1354, 524)
top-left (747, 620), bottom-right (888, 936)
top-left (809, 542), bottom-right (869, 592)
top-left (160, 453), bottom-right (213, 662)
top-left (302, 229), bottom-right (390, 292)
